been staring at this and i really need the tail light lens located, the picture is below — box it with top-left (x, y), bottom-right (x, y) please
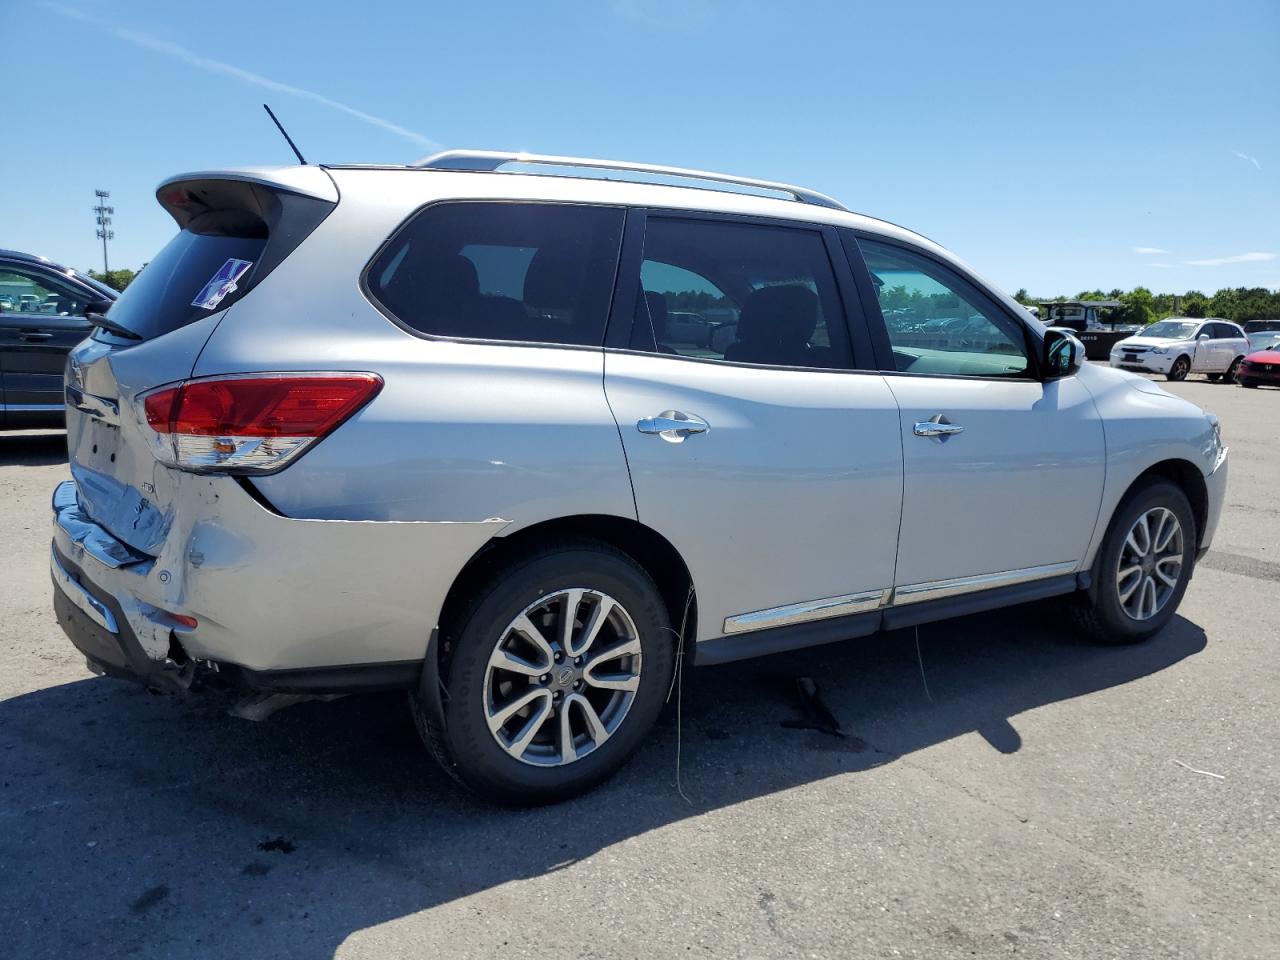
top-left (142, 373), bottom-right (382, 474)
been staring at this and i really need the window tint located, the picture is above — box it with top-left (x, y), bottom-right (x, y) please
top-left (630, 217), bottom-right (851, 369)
top-left (0, 266), bottom-right (93, 317)
top-left (367, 202), bottom-right (624, 346)
top-left (859, 239), bottom-right (1032, 378)
top-left (104, 180), bottom-right (332, 342)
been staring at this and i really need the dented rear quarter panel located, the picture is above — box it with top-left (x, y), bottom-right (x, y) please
top-left (56, 470), bottom-right (506, 671)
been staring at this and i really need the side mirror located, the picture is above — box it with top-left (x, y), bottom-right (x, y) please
top-left (1197, 332), bottom-right (1211, 341)
top-left (1043, 329), bottom-right (1083, 379)
top-left (84, 298), bottom-right (114, 318)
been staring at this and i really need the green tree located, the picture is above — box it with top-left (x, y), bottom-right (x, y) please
top-left (88, 268), bottom-right (136, 292)
top-left (1181, 291), bottom-right (1208, 318)
top-left (1115, 286), bottom-right (1154, 326)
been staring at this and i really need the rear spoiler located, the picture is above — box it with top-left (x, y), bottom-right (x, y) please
top-left (156, 166), bottom-right (338, 229)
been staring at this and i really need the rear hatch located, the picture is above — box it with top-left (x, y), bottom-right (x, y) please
top-left (64, 168), bottom-right (337, 556)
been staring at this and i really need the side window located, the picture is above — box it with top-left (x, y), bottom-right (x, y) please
top-left (366, 202), bottom-right (624, 346)
top-left (859, 239), bottom-right (1033, 378)
top-left (631, 217), bottom-right (852, 369)
top-left (0, 267), bottom-right (92, 317)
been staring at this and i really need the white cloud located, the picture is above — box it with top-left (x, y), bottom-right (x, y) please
top-left (42, 3), bottom-right (436, 149)
top-left (1184, 252), bottom-right (1277, 267)
top-left (1133, 246), bottom-right (1168, 254)
top-left (1233, 150), bottom-right (1262, 171)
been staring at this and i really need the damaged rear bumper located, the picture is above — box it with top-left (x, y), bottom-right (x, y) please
top-left (52, 542), bottom-right (196, 693)
top-left (50, 477), bottom-right (507, 695)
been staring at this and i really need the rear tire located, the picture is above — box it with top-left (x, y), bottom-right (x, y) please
top-left (1222, 357), bottom-right (1242, 384)
top-left (1072, 480), bottom-right (1196, 645)
top-left (413, 540), bottom-right (675, 805)
top-left (1205, 373), bottom-right (1221, 382)
top-left (1166, 356), bottom-right (1190, 381)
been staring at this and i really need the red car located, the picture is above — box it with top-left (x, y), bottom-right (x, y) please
top-left (1237, 341), bottom-right (1280, 388)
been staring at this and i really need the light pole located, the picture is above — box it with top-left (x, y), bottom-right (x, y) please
top-left (93, 190), bottom-right (114, 274)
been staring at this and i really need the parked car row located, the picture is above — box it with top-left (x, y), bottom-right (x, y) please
top-left (0, 249), bottom-right (116, 429)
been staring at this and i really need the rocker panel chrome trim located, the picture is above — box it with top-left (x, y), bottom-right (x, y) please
top-left (722, 588), bottom-right (888, 635)
top-left (891, 561), bottom-right (1079, 605)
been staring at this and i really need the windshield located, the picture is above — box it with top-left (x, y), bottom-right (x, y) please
top-left (1142, 320), bottom-right (1199, 339)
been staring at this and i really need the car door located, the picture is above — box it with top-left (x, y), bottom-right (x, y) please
top-left (1187, 322), bottom-right (1218, 372)
top-left (603, 211), bottom-right (904, 649)
top-left (1217, 322), bottom-right (1246, 368)
top-left (849, 233), bottom-right (1106, 599)
top-left (0, 263), bottom-right (94, 410)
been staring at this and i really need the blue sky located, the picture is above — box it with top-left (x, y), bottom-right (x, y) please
top-left (2, 0), bottom-right (1276, 295)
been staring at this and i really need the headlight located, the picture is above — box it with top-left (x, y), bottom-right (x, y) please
top-left (1149, 346), bottom-right (1168, 355)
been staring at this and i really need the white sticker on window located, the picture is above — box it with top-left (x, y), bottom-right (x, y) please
top-left (192, 258), bottom-right (254, 310)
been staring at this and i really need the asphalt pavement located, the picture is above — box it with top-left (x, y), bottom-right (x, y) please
top-left (1, 372), bottom-right (1276, 959)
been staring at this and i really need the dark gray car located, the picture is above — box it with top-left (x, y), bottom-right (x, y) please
top-left (0, 249), bottom-right (116, 429)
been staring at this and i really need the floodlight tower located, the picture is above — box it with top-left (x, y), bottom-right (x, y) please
top-left (93, 190), bottom-right (115, 274)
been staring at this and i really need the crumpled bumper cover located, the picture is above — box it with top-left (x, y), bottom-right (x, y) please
top-left (50, 477), bottom-right (508, 691)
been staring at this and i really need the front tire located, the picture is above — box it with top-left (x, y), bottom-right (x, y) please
top-left (1166, 356), bottom-right (1191, 381)
top-left (1240, 380), bottom-right (1259, 389)
top-left (414, 541), bottom-right (676, 804)
top-left (1073, 480), bottom-right (1196, 645)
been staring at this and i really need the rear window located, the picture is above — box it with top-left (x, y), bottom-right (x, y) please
top-left (102, 180), bottom-right (333, 342)
top-left (365, 202), bottom-right (625, 346)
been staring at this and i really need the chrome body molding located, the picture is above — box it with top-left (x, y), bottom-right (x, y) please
top-left (51, 546), bottom-right (118, 634)
top-left (890, 561), bottom-right (1078, 606)
top-left (65, 385), bottom-right (120, 425)
top-left (721, 562), bottom-right (1080, 636)
top-left (1, 402), bottom-right (65, 412)
top-left (723, 588), bottom-right (888, 635)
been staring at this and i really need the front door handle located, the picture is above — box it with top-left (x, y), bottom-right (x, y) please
top-left (914, 414), bottom-right (964, 440)
top-left (637, 410), bottom-right (709, 443)
top-left (19, 331), bottom-right (53, 341)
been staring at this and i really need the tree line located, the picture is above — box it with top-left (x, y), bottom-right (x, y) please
top-left (1012, 286), bottom-right (1280, 326)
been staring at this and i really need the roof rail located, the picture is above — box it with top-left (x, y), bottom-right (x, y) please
top-left (414, 150), bottom-right (848, 212)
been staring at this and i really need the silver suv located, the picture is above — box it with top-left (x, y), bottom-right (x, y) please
top-left (51, 151), bottom-right (1228, 803)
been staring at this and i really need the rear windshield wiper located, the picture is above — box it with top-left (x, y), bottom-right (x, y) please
top-left (86, 310), bottom-right (143, 341)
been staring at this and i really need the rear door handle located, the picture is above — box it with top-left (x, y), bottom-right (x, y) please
top-left (637, 410), bottom-right (709, 443)
top-left (914, 415), bottom-right (964, 440)
top-left (19, 331), bottom-right (53, 341)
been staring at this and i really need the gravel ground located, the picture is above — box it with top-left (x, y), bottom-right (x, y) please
top-left (0, 372), bottom-right (1276, 959)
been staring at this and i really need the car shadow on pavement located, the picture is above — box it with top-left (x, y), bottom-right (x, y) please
top-left (0, 431), bottom-right (66, 467)
top-left (0, 604), bottom-right (1205, 958)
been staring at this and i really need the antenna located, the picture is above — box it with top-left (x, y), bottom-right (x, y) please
top-left (263, 104), bottom-right (307, 165)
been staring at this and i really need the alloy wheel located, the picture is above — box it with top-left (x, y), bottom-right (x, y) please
top-left (1116, 507), bottom-right (1184, 621)
top-left (1169, 357), bottom-right (1189, 381)
top-left (483, 588), bottom-right (642, 767)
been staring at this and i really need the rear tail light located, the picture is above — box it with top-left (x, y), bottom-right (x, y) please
top-left (141, 373), bottom-right (382, 474)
